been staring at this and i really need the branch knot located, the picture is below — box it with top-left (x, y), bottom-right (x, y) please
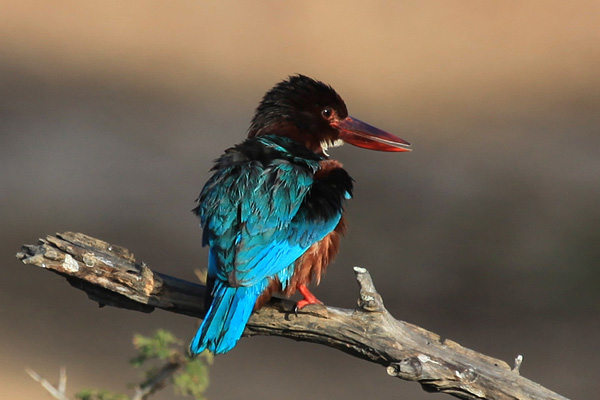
top-left (387, 357), bottom-right (423, 380)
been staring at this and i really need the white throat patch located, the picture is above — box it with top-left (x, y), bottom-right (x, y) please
top-left (320, 139), bottom-right (344, 156)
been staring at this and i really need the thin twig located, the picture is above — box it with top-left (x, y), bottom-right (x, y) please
top-left (132, 359), bottom-right (183, 400)
top-left (26, 367), bottom-right (72, 400)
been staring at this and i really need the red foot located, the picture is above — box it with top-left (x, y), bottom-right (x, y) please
top-left (295, 284), bottom-right (323, 311)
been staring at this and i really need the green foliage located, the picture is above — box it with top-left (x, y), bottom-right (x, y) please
top-left (130, 329), bottom-right (181, 367)
top-left (173, 356), bottom-right (212, 398)
top-left (76, 389), bottom-right (130, 400)
top-left (74, 330), bottom-right (212, 400)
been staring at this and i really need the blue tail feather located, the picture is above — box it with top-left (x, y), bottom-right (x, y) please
top-left (189, 281), bottom-right (262, 355)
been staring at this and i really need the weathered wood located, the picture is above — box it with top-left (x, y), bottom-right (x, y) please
top-left (17, 232), bottom-right (568, 400)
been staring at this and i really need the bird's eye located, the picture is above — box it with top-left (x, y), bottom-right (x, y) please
top-left (321, 108), bottom-right (333, 119)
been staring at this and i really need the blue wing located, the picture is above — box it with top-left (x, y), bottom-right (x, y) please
top-left (190, 150), bottom-right (343, 354)
top-left (197, 158), bottom-right (341, 290)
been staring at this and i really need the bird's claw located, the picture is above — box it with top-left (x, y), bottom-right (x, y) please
top-left (294, 298), bottom-right (324, 314)
top-left (293, 284), bottom-right (324, 314)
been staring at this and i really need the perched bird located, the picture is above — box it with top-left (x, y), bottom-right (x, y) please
top-left (190, 74), bottom-right (411, 355)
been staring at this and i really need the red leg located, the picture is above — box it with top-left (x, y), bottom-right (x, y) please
top-left (295, 284), bottom-right (323, 311)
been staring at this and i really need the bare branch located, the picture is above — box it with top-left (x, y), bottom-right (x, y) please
top-left (26, 367), bottom-right (72, 400)
top-left (17, 232), bottom-right (569, 400)
top-left (58, 366), bottom-right (67, 395)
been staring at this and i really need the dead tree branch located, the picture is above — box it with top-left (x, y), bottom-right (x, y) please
top-left (17, 232), bottom-right (568, 400)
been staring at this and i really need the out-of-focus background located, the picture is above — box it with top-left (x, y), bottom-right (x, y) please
top-left (2, 1), bottom-right (599, 399)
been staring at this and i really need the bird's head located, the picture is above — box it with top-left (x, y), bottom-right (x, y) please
top-left (248, 74), bottom-right (411, 155)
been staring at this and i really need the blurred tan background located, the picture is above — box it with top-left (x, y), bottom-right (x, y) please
top-left (2, 1), bottom-right (599, 399)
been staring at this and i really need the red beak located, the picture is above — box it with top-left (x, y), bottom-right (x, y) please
top-left (332, 116), bottom-right (411, 152)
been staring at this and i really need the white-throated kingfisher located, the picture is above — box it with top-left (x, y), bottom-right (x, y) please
top-left (189, 75), bottom-right (411, 355)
